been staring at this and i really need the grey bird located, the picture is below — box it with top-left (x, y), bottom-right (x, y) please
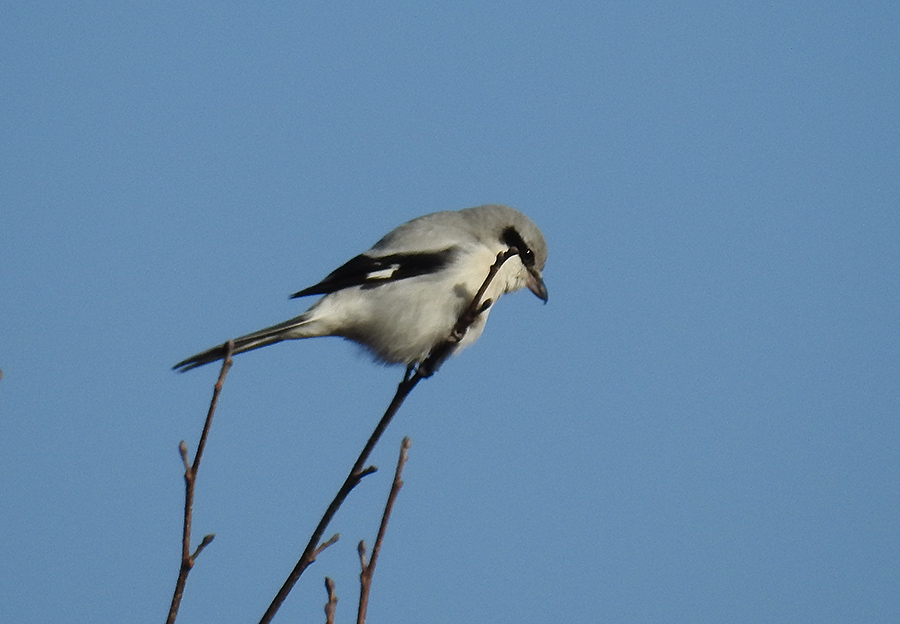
top-left (174, 204), bottom-right (548, 372)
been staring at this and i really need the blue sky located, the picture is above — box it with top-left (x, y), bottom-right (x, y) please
top-left (2, 2), bottom-right (898, 623)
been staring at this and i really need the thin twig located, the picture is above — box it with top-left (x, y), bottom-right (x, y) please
top-left (357, 437), bottom-right (411, 624)
top-left (314, 533), bottom-right (341, 558)
top-left (324, 577), bottom-right (338, 624)
top-left (258, 373), bottom-right (413, 624)
top-left (166, 340), bottom-right (235, 624)
top-left (258, 250), bottom-right (517, 624)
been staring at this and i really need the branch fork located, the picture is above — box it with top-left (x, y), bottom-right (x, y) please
top-left (166, 341), bottom-right (235, 624)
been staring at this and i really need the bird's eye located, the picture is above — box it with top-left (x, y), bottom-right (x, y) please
top-left (501, 227), bottom-right (535, 267)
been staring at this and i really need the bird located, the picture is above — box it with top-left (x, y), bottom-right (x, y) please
top-left (173, 204), bottom-right (548, 373)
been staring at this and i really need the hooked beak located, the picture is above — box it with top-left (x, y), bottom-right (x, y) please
top-left (527, 268), bottom-right (548, 303)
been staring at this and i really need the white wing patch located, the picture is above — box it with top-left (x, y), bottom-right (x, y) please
top-left (365, 264), bottom-right (401, 281)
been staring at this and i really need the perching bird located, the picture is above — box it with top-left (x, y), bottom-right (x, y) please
top-left (173, 204), bottom-right (547, 373)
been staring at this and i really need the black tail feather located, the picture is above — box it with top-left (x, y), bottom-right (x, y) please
top-left (173, 313), bottom-right (316, 372)
top-left (172, 343), bottom-right (231, 372)
top-left (173, 330), bottom-right (292, 372)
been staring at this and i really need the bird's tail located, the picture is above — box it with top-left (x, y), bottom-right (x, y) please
top-left (173, 314), bottom-right (317, 372)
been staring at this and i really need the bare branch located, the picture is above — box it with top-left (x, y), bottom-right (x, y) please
top-left (258, 251), bottom-right (517, 624)
top-left (314, 533), bottom-right (341, 559)
top-left (191, 534), bottom-right (216, 560)
top-left (166, 340), bottom-right (234, 624)
top-left (357, 437), bottom-right (411, 624)
top-left (324, 577), bottom-right (338, 624)
top-left (357, 540), bottom-right (368, 570)
top-left (258, 375), bottom-right (414, 624)
top-left (178, 441), bottom-right (190, 472)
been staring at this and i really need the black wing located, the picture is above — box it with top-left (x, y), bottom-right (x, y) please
top-left (291, 247), bottom-right (457, 298)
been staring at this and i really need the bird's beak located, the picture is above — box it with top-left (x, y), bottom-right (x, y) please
top-left (527, 268), bottom-right (548, 303)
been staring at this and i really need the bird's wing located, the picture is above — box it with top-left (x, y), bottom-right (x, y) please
top-left (291, 247), bottom-right (457, 298)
